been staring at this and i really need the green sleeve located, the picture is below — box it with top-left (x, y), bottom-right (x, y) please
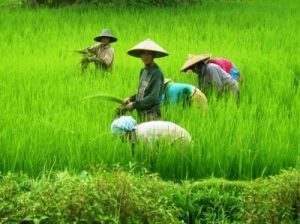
top-left (129, 69), bottom-right (143, 102)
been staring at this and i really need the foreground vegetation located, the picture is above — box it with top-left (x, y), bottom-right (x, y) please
top-left (0, 168), bottom-right (299, 223)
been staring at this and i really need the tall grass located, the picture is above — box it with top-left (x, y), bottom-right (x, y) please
top-left (0, 0), bottom-right (299, 180)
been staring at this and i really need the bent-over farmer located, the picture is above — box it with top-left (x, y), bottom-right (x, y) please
top-left (111, 116), bottom-right (191, 155)
top-left (81, 28), bottom-right (117, 72)
top-left (123, 39), bottom-right (168, 121)
top-left (164, 78), bottom-right (208, 111)
top-left (181, 53), bottom-right (240, 102)
top-left (209, 57), bottom-right (242, 81)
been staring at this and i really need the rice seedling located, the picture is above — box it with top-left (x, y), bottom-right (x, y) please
top-left (0, 0), bottom-right (299, 181)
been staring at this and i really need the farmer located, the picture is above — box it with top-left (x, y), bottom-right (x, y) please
top-left (111, 116), bottom-right (191, 155)
top-left (81, 28), bottom-right (117, 72)
top-left (181, 53), bottom-right (240, 102)
top-left (123, 39), bottom-right (168, 121)
top-left (164, 78), bottom-right (208, 111)
top-left (209, 57), bottom-right (242, 81)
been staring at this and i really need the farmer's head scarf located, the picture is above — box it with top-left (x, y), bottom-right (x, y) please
top-left (111, 116), bottom-right (137, 136)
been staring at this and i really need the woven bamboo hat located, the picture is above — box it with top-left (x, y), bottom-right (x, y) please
top-left (127, 38), bottom-right (169, 58)
top-left (94, 29), bottom-right (118, 43)
top-left (164, 78), bottom-right (172, 85)
top-left (180, 53), bottom-right (212, 72)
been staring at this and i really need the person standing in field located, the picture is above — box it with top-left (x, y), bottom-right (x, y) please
top-left (181, 53), bottom-right (240, 102)
top-left (123, 39), bottom-right (168, 121)
top-left (163, 78), bottom-right (208, 111)
top-left (81, 28), bottom-right (117, 72)
top-left (111, 116), bottom-right (191, 155)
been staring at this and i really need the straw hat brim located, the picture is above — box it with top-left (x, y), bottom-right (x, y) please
top-left (127, 39), bottom-right (169, 58)
top-left (180, 53), bottom-right (212, 72)
top-left (94, 36), bottom-right (118, 43)
top-left (164, 78), bottom-right (172, 85)
top-left (127, 49), bottom-right (169, 58)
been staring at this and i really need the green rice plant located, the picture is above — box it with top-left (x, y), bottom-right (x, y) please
top-left (0, 0), bottom-right (299, 181)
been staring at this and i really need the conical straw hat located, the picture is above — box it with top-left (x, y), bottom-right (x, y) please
top-left (127, 38), bottom-right (169, 58)
top-left (94, 29), bottom-right (118, 43)
top-left (164, 78), bottom-right (172, 85)
top-left (180, 53), bottom-right (212, 72)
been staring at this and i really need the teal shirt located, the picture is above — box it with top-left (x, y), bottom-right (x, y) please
top-left (165, 83), bottom-right (193, 103)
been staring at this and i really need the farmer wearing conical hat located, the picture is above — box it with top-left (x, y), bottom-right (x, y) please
top-left (181, 53), bottom-right (240, 102)
top-left (164, 78), bottom-right (208, 111)
top-left (111, 116), bottom-right (191, 155)
top-left (123, 39), bottom-right (168, 121)
top-left (81, 28), bottom-right (117, 72)
top-left (208, 58), bottom-right (242, 81)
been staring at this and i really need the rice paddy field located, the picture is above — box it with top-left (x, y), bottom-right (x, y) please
top-left (0, 0), bottom-right (299, 182)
